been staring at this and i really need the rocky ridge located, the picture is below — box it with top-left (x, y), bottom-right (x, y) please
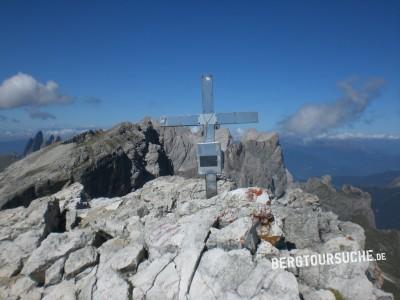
top-left (0, 120), bottom-right (287, 210)
top-left (0, 122), bottom-right (173, 209)
top-left (0, 176), bottom-right (393, 300)
top-left (300, 175), bottom-right (377, 228)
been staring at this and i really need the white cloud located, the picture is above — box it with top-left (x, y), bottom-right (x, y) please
top-left (315, 132), bottom-right (400, 140)
top-left (43, 128), bottom-right (87, 137)
top-left (0, 73), bottom-right (72, 109)
top-left (280, 77), bottom-right (385, 136)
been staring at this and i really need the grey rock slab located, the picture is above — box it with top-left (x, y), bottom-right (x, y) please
top-left (75, 265), bottom-right (98, 300)
top-left (96, 237), bottom-right (137, 273)
top-left (9, 276), bottom-right (38, 299)
top-left (255, 240), bottom-right (280, 261)
top-left (129, 253), bottom-right (175, 296)
top-left (189, 248), bottom-right (300, 300)
top-left (45, 256), bottom-right (66, 286)
top-left (282, 208), bottom-right (321, 248)
top-left (21, 230), bottom-right (94, 283)
top-left (188, 248), bottom-right (255, 299)
top-left (65, 209), bottom-right (78, 230)
top-left (64, 246), bottom-right (98, 278)
top-left (108, 244), bottom-right (145, 273)
top-left (146, 206), bottom-right (220, 300)
top-left (93, 270), bottom-right (131, 300)
top-left (42, 280), bottom-right (76, 300)
top-left (0, 240), bottom-right (25, 277)
top-left (146, 262), bottom-right (180, 300)
top-left (0, 196), bottom-right (62, 243)
top-left (302, 289), bottom-right (335, 300)
top-left (53, 182), bottom-right (84, 211)
top-left (206, 216), bottom-right (259, 253)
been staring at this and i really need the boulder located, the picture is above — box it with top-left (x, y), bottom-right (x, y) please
top-left (21, 230), bottom-right (94, 283)
top-left (45, 257), bottom-right (66, 286)
top-left (64, 246), bottom-right (98, 278)
top-left (206, 217), bottom-right (259, 253)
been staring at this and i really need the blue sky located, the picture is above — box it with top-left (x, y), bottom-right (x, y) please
top-left (0, 0), bottom-right (399, 139)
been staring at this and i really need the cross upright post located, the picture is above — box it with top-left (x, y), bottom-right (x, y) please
top-left (160, 74), bottom-right (259, 198)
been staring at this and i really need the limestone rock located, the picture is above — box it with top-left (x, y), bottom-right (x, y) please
top-left (8, 276), bottom-right (38, 299)
top-left (45, 257), bottom-right (66, 286)
top-left (21, 230), bottom-right (94, 283)
top-left (256, 240), bottom-right (280, 260)
top-left (224, 129), bottom-right (287, 197)
top-left (42, 280), bottom-right (76, 300)
top-left (160, 126), bottom-right (287, 197)
top-left (92, 270), bottom-right (131, 300)
top-left (64, 246), bottom-right (98, 278)
top-left (0, 176), bottom-right (394, 300)
top-left (206, 217), bottom-right (259, 253)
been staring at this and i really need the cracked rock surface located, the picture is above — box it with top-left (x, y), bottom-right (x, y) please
top-left (0, 176), bottom-right (393, 300)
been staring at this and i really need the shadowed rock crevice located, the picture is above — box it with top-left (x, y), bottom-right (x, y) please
top-left (2, 179), bottom-right (70, 210)
top-left (92, 231), bottom-right (113, 248)
top-left (79, 149), bottom-right (133, 198)
top-left (43, 200), bottom-right (66, 238)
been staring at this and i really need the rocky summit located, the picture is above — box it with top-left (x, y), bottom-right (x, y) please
top-left (0, 121), bottom-right (395, 299)
top-left (0, 176), bottom-right (393, 300)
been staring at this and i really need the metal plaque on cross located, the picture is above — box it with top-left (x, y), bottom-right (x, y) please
top-left (160, 74), bottom-right (259, 198)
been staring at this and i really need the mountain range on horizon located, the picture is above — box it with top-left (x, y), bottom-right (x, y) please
top-left (2, 129), bottom-right (400, 177)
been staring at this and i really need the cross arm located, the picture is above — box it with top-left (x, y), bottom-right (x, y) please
top-left (216, 112), bottom-right (259, 125)
top-left (160, 114), bottom-right (200, 127)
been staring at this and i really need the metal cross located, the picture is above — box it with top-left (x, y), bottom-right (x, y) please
top-left (160, 74), bottom-right (259, 198)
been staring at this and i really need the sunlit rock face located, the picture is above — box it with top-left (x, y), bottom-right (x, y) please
top-left (160, 126), bottom-right (288, 197)
top-left (0, 176), bottom-right (392, 300)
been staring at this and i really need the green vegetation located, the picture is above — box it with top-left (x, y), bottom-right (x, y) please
top-left (328, 289), bottom-right (344, 300)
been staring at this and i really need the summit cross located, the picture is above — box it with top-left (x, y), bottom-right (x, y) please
top-left (160, 74), bottom-right (259, 198)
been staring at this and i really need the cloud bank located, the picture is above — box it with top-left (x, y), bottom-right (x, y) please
top-left (0, 73), bottom-right (71, 109)
top-left (280, 78), bottom-right (385, 136)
